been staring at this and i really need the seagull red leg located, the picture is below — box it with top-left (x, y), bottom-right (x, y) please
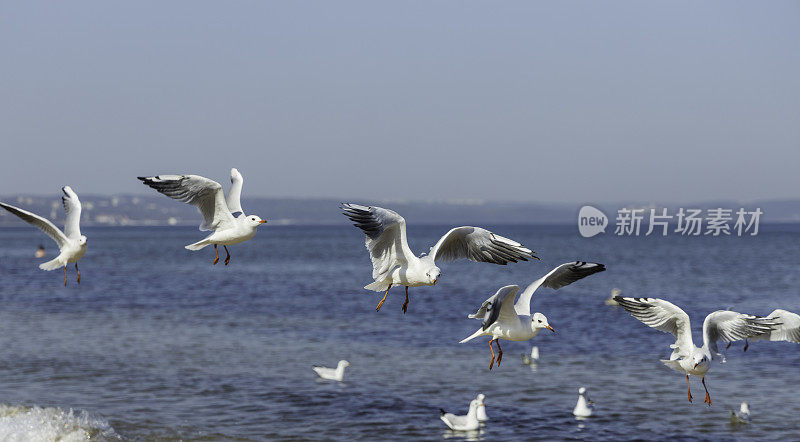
top-left (223, 245), bottom-right (231, 266)
top-left (743, 340), bottom-right (749, 352)
top-left (212, 245), bottom-right (219, 265)
top-left (488, 339), bottom-right (496, 370)
top-left (702, 377), bottom-right (711, 406)
top-left (686, 375), bottom-right (693, 403)
top-left (376, 284), bottom-right (391, 312)
top-left (402, 286), bottom-right (409, 314)
top-left (496, 339), bottom-right (503, 366)
top-left (75, 263), bottom-right (80, 284)
top-left (63, 266), bottom-right (67, 286)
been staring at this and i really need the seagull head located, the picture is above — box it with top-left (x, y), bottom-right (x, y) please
top-left (338, 360), bottom-right (350, 368)
top-left (427, 267), bottom-right (441, 285)
top-left (531, 312), bottom-right (554, 333)
top-left (78, 235), bottom-right (87, 246)
top-left (692, 354), bottom-right (709, 369)
top-left (247, 215), bottom-right (267, 227)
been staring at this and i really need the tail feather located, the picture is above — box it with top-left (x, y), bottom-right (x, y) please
top-left (459, 328), bottom-right (485, 344)
top-left (364, 280), bottom-right (390, 292)
top-left (39, 257), bottom-right (64, 271)
top-left (185, 239), bottom-right (211, 250)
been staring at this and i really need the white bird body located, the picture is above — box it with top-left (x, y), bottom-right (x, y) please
top-left (440, 399), bottom-right (482, 431)
top-left (730, 402), bottom-right (751, 424)
top-left (460, 262), bottom-right (605, 369)
top-left (573, 387), bottom-right (594, 418)
top-left (0, 186), bottom-right (87, 285)
top-left (342, 203), bottom-right (537, 312)
top-left (312, 360), bottom-right (350, 381)
top-left (475, 394), bottom-right (488, 422)
top-left (615, 296), bottom-right (780, 405)
top-left (138, 169), bottom-right (266, 264)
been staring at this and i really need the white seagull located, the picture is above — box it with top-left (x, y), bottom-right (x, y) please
top-left (341, 203), bottom-right (538, 313)
top-left (440, 398), bottom-right (483, 431)
top-left (573, 387), bottom-right (594, 418)
top-left (615, 296), bottom-right (779, 405)
top-left (312, 360), bottom-right (350, 382)
top-left (729, 309), bottom-right (800, 351)
top-left (730, 401), bottom-right (751, 424)
top-left (0, 187), bottom-right (87, 286)
top-left (461, 262), bottom-right (605, 369)
top-left (522, 346), bottom-right (540, 365)
top-left (138, 169), bottom-right (267, 265)
top-left (475, 393), bottom-right (488, 422)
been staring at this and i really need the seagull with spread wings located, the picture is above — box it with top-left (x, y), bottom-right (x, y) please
top-left (341, 203), bottom-right (538, 313)
top-left (0, 187), bottom-right (87, 286)
top-left (138, 168), bottom-right (267, 265)
top-left (460, 262), bottom-right (605, 369)
top-left (615, 296), bottom-right (780, 405)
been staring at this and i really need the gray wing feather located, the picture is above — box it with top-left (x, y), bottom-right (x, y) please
top-left (468, 285), bottom-right (520, 330)
top-left (61, 186), bottom-right (82, 239)
top-left (138, 174), bottom-right (235, 231)
top-left (430, 226), bottom-right (537, 265)
top-left (0, 202), bottom-right (68, 248)
top-left (703, 310), bottom-right (781, 358)
top-left (341, 203), bottom-right (415, 280)
top-left (514, 261), bottom-right (606, 316)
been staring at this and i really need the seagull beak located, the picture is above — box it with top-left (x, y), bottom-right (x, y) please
top-left (546, 325), bottom-right (555, 333)
top-left (693, 362), bottom-right (699, 368)
top-left (258, 220), bottom-right (267, 224)
top-left (433, 278), bottom-right (437, 285)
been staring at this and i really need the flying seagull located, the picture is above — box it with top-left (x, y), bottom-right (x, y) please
top-left (615, 296), bottom-right (779, 405)
top-left (461, 262), bottom-right (605, 369)
top-left (341, 203), bottom-right (538, 313)
top-left (138, 168), bottom-right (266, 265)
top-left (0, 187), bottom-right (87, 285)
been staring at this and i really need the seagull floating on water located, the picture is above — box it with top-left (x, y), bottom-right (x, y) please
top-left (475, 394), bottom-right (488, 422)
top-left (440, 398), bottom-right (483, 431)
top-left (341, 203), bottom-right (537, 313)
top-left (573, 387), bottom-right (594, 418)
top-left (522, 346), bottom-right (540, 365)
top-left (460, 262), bottom-right (605, 369)
top-left (0, 187), bottom-right (87, 286)
top-left (312, 360), bottom-right (350, 381)
top-left (730, 401), bottom-right (751, 424)
top-left (138, 169), bottom-right (267, 265)
top-left (615, 296), bottom-right (779, 405)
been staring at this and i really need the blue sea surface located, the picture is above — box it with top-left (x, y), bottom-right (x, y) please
top-left (0, 224), bottom-right (798, 441)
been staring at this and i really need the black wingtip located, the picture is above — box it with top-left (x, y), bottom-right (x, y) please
top-left (613, 295), bottom-right (625, 302)
top-left (136, 176), bottom-right (147, 181)
top-left (439, 408), bottom-right (447, 416)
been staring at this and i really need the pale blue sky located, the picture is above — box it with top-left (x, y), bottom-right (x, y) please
top-left (1, 1), bottom-right (798, 203)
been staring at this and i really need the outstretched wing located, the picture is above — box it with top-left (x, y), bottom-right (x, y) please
top-left (615, 297), bottom-right (694, 359)
top-left (703, 310), bottom-right (780, 358)
top-left (429, 226), bottom-right (537, 265)
top-left (226, 168), bottom-right (244, 217)
top-left (751, 309), bottom-right (800, 343)
top-left (514, 261), bottom-right (606, 316)
top-left (61, 186), bottom-right (82, 239)
top-left (138, 174), bottom-right (235, 231)
top-left (0, 202), bottom-right (68, 248)
top-left (468, 285), bottom-right (520, 330)
top-left (341, 203), bottom-right (415, 281)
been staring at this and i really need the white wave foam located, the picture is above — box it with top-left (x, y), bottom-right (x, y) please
top-left (0, 404), bottom-right (119, 441)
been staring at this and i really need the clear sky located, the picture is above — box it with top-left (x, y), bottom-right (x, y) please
top-left (1, 1), bottom-right (798, 203)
